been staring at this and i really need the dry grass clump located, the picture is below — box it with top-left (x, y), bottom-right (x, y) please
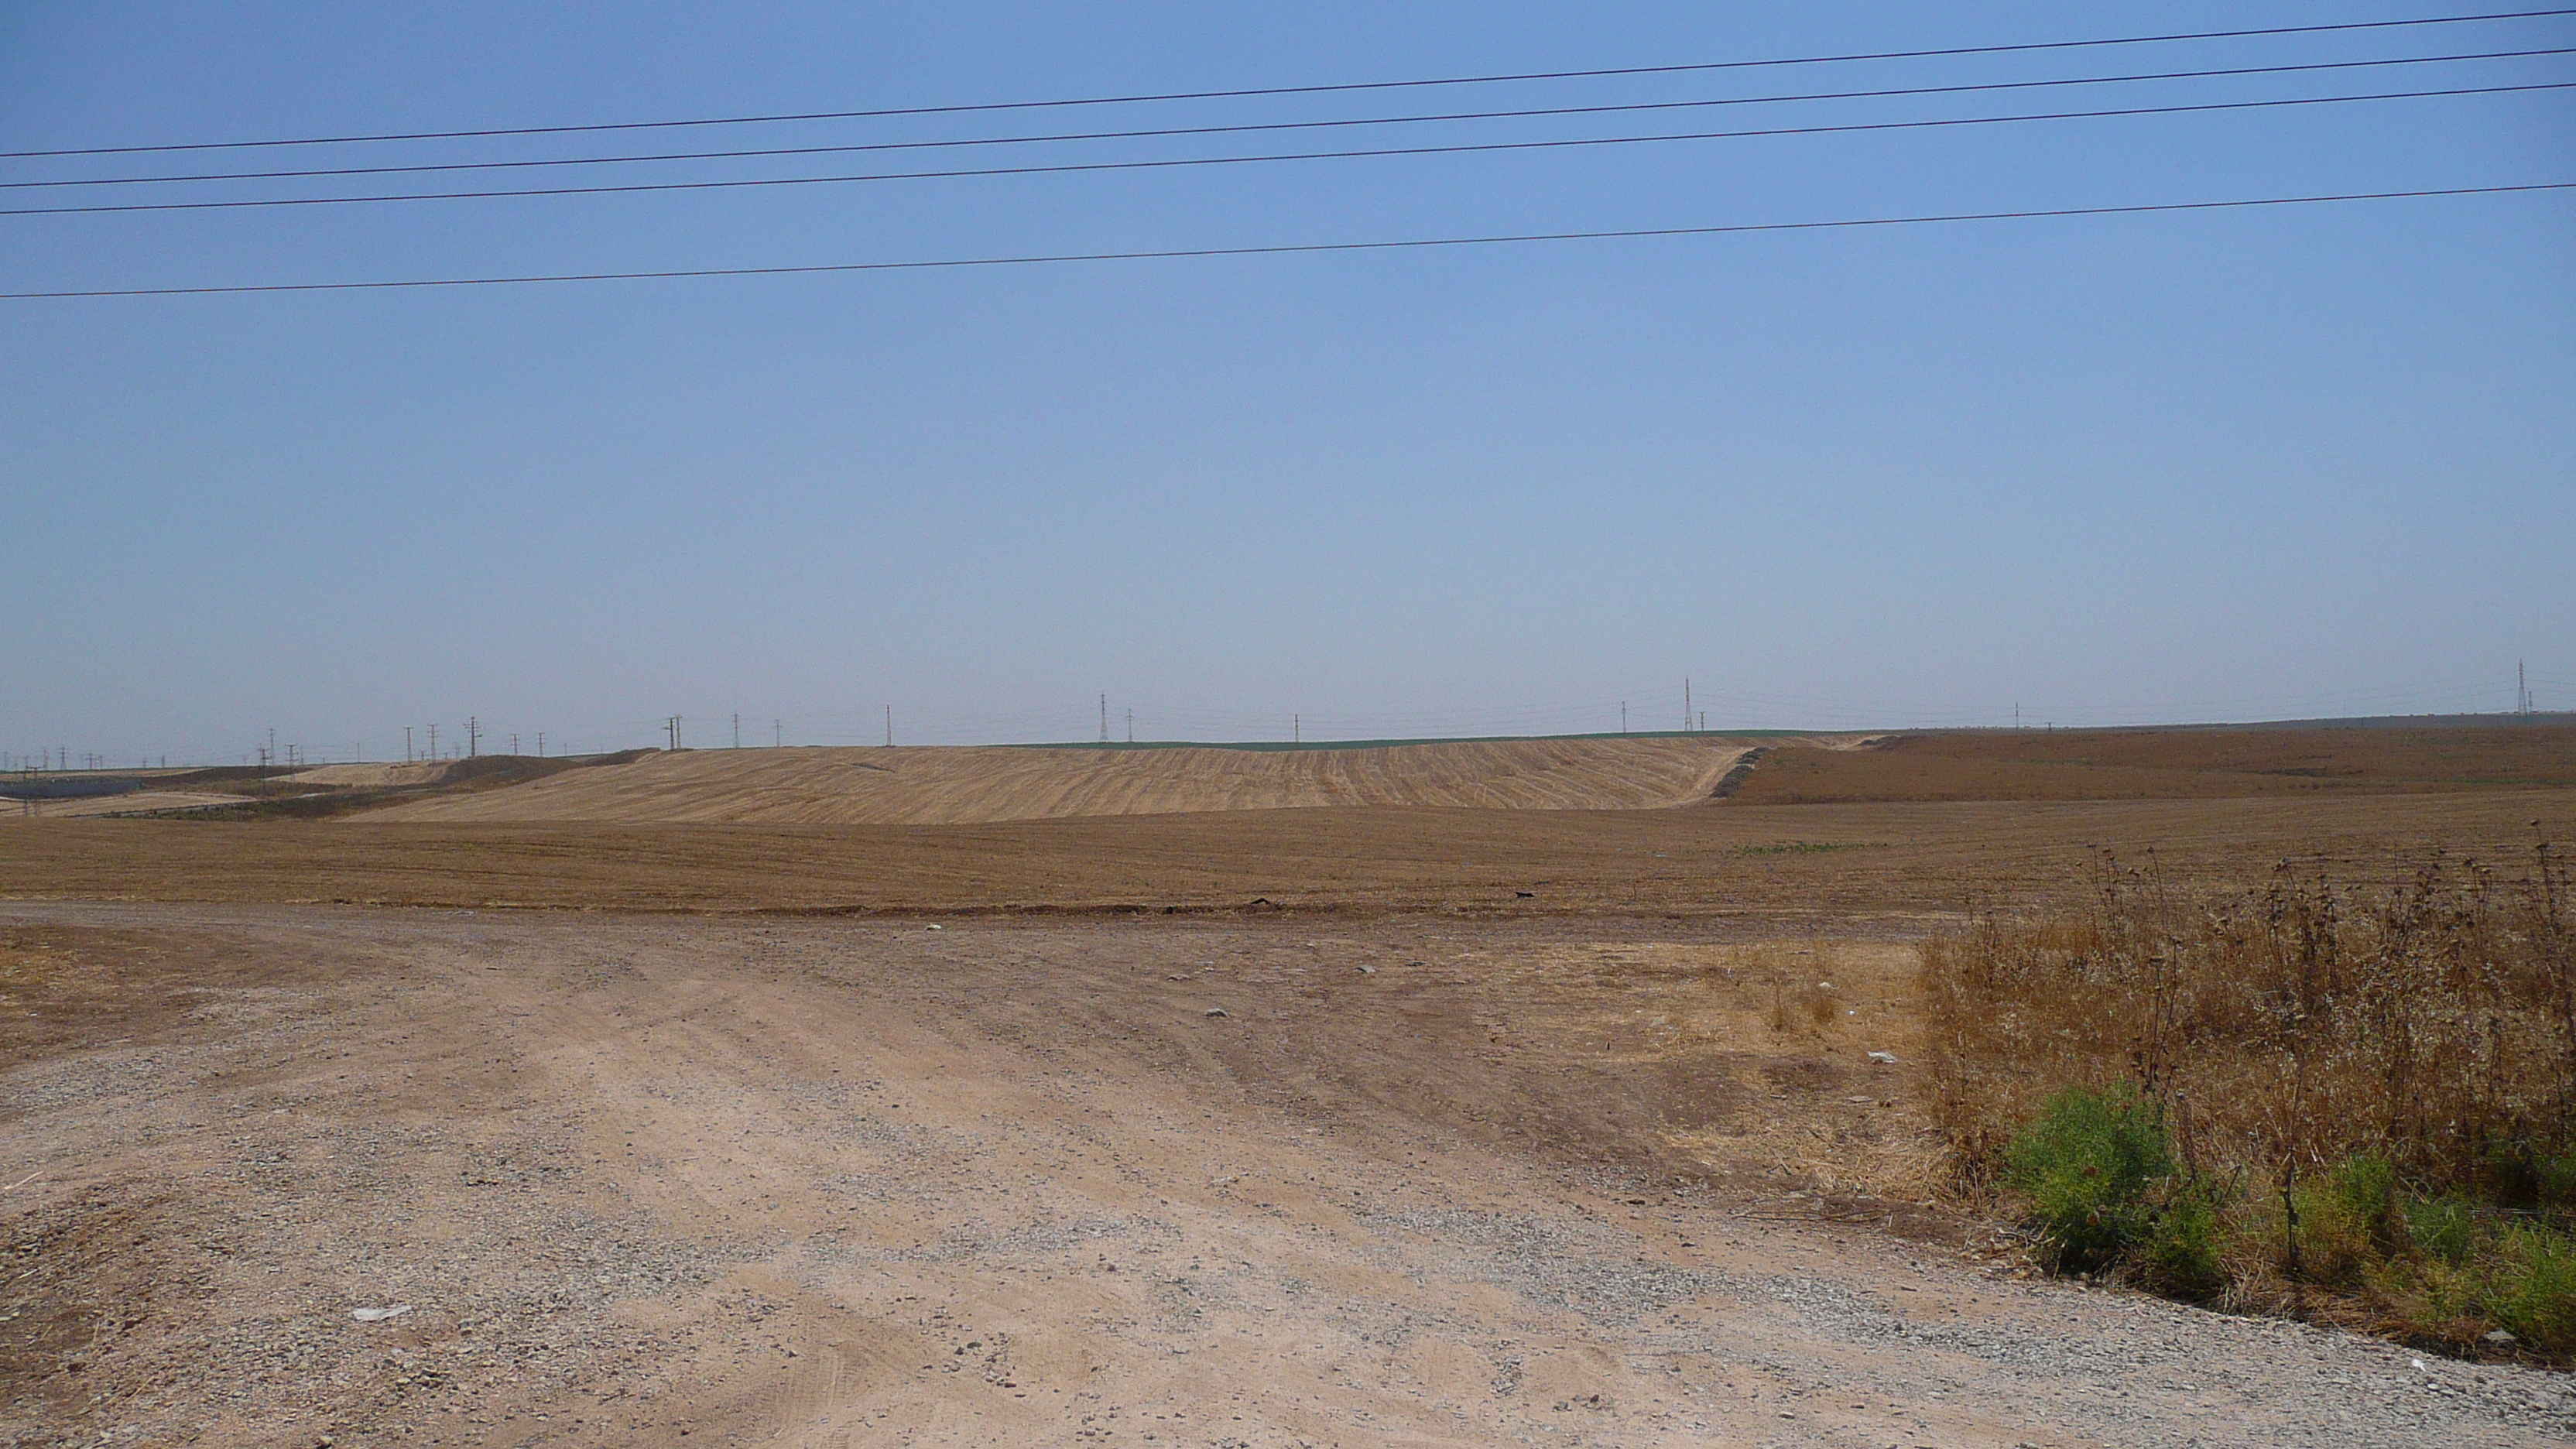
top-left (1923, 842), bottom-right (2576, 1359)
top-left (1740, 944), bottom-right (1848, 1035)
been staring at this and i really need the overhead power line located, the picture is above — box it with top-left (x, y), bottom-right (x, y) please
top-left (6, 182), bottom-right (2564, 301)
top-left (5, 9), bottom-right (2567, 159)
top-left (8, 82), bottom-right (2561, 218)
top-left (15, 46), bottom-right (2564, 191)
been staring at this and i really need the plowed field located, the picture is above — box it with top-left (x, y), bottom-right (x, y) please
top-left (363, 737), bottom-right (1777, 826)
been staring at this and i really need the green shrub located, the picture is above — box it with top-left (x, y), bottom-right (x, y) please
top-left (2406, 1194), bottom-right (2480, 1266)
top-left (2142, 1184), bottom-right (2226, 1299)
top-left (2289, 1156), bottom-right (2403, 1284)
top-left (2489, 1224), bottom-right (2576, 1355)
top-left (2537, 1151), bottom-right (2576, 1210)
top-left (2002, 1084), bottom-right (2172, 1272)
top-left (2329, 1156), bottom-right (2400, 1245)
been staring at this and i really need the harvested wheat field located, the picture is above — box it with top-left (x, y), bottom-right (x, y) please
top-left (5, 726), bottom-right (2575, 1448)
top-left (362, 736), bottom-right (1788, 826)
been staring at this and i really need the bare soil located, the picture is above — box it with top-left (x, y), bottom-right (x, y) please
top-left (3, 790), bottom-right (2566, 919)
top-left (1728, 724), bottom-right (2576, 803)
top-left (7, 906), bottom-right (2568, 1448)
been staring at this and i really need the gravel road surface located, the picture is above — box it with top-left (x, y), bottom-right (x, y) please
top-left (3, 903), bottom-right (2567, 1447)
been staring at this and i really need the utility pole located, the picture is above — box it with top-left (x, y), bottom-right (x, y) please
top-left (511, 733), bottom-right (520, 755)
top-left (733, 713), bottom-right (741, 749)
top-left (405, 726), bottom-right (414, 762)
top-left (428, 724), bottom-right (437, 759)
top-left (2015, 703), bottom-right (2021, 730)
top-left (1100, 694), bottom-right (1109, 745)
top-left (1684, 677), bottom-right (1691, 733)
top-left (2521, 660), bottom-right (2532, 714)
top-left (1294, 713), bottom-right (1300, 745)
top-left (773, 718), bottom-right (782, 748)
top-left (1126, 708), bottom-right (1133, 744)
top-left (885, 706), bottom-right (892, 748)
top-left (1621, 702), bottom-right (1627, 735)
top-left (467, 717), bottom-right (480, 757)
top-left (536, 731), bottom-right (544, 757)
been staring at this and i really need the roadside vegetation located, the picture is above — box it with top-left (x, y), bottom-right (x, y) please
top-left (1923, 841), bottom-right (2576, 1362)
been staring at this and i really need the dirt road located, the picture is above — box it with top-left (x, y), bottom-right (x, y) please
top-left (5, 905), bottom-right (2568, 1447)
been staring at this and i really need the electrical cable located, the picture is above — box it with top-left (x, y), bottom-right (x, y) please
top-left (15, 46), bottom-right (2564, 190)
top-left (6, 181), bottom-right (2564, 300)
top-left (8, 81), bottom-right (2563, 218)
top-left (5, 8), bottom-right (2567, 159)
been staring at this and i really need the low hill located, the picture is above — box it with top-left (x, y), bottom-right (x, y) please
top-left (359, 737), bottom-right (1770, 825)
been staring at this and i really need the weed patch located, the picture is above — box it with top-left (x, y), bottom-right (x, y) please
top-left (1924, 841), bottom-right (2576, 1360)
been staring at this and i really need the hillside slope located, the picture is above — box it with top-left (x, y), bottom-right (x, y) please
top-left (360, 737), bottom-right (1769, 825)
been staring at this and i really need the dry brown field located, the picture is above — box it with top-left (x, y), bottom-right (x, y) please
top-left (2, 790), bottom-right (2564, 919)
top-left (361, 736), bottom-right (1782, 825)
top-left (1729, 723), bottom-right (2576, 803)
top-left (6, 728), bottom-right (2573, 1447)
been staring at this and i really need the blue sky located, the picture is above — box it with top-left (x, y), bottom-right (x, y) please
top-left (3, 2), bottom-right (2571, 762)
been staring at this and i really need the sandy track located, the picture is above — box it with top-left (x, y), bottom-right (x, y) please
top-left (5, 905), bottom-right (2567, 1448)
top-left (362, 739), bottom-right (1771, 826)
